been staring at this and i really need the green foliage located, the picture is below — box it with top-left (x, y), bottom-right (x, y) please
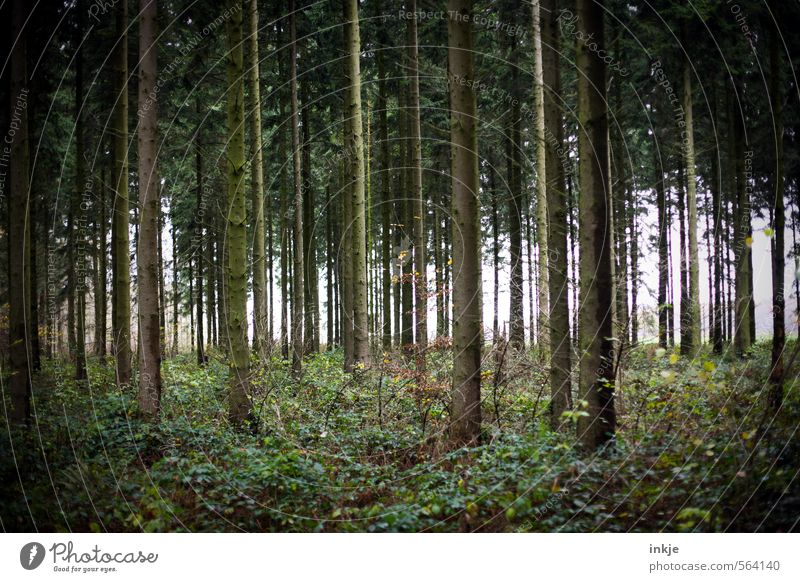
top-left (2, 342), bottom-right (798, 532)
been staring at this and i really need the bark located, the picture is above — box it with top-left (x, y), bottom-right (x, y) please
top-left (171, 203), bottom-right (179, 354)
top-left (344, 0), bottom-right (370, 368)
top-left (532, 0), bottom-right (549, 358)
top-left (506, 51), bottom-right (524, 350)
top-left (225, 0), bottom-right (251, 424)
top-left (768, 13), bottom-right (785, 408)
top-left (407, 0), bottom-right (426, 366)
top-left (195, 137), bottom-right (205, 365)
top-left (279, 84), bottom-right (290, 359)
top-left (137, 0), bottom-right (162, 417)
top-left (112, 0), bottom-right (132, 386)
top-left (655, 143), bottom-right (668, 348)
top-left (682, 60), bottom-right (701, 355)
top-left (733, 86), bottom-right (751, 356)
top-left (96, 167), bottom-right (108, 357)
top-left (711, 84), bottom-right (724, 353)
top-left (542, 0), bottom-right (571, 428)
top-left (400, 85), bottom-right (414, 350)
top-left (301, 95), bottom-right (319, 354)
top-left (248, 0), bottom-right (267, 355)
top-left (9, 0), bottom-right (32, 422)
top-left (575, 0), bottom-right (615, 450)
top-left (448, 0), bottom-right (482, 445)
top-left (378, 22), bottom-right (392, 349)
top-left (289, 0), bottom-right (305, 374)
top-left (74, 4), bottom-right (88, 381)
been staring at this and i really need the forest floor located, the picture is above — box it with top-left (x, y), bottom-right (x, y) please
top-left (2, 341), bottom-right (799, 532)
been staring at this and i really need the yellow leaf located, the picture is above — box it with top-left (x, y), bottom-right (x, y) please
top-left (703, 361), bottom-right (716, 372)
top-left (764, 227), bottom-right (774, 237)
top-left (745, 236), bottom-right (753, 247)
top-left (669, 353), bottom-right (679, 365)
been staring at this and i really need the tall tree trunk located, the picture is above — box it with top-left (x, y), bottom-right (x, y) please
top-left (575, 0), bottom-right (615, 450)
top-left (137, 0), bottom-right (162, 417)
top-left (171, 203), bottom-right (179, 354)
top-left (8, 0), bottom-right (32, 422)
top-left (768, 12), bottom-right (785, 408)
top-left (491, 162), bottom-right (500, 341)
top-left (682, 59), bottom-right (701, 355)
top-left (448, 0), bottom-right (482, 445)
top-left (378, 24), bottom-right (392, 350)
top-left (74, 4), bottom-right (88, 381)
top-left (248, 0), bottom-right (267, 356)
top-left (225, 0), bottom-right (251, 424)
top-left (345, 0), bottom-right (370, 368)
top-left (112, 0), bottom-right (132, 386)
top-left (289, 0), bottom-right (305, 374)
top-left (96, 167), bottom-right (108, 357)
top-left (302, 96), bottom-right (319, 354)
top-left (400, 85), bottom-right (414, 351)
top-left (733, 86), bottom-right (751, 356)
top-left (279, 87), bottom-right (290, 359)
top-left (506, 52), bottom-right (524, 350)
top-left (195, 139), bottom-right (205, 365)
top-left (542, 0), bottom-right (571, 428)
top-left (532, 0), bottom-right (549, 358)
top-left (711, 84), bottom-right (724, 353)
top-left (678, 166), bottom-right (689, 351)
top-left (407, 0), bottom-right (426, 366)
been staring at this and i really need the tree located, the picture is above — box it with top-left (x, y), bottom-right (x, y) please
top-left (345, 0), bottom-right (370, 368)
top-left (8, 0), bottom-right (32, 422)
top-left (768, 4), bottom-right (785, 409)
top-left (289, 0), bottom-right (305, 374)
top-left (407, 0), bottom-right (426, 367)
top-left (541, 0), bottom-right (571, 427)
top-left (112, 0), bottom-right (132, 386)
top-left (575, 0), bottom-right (615, 450)
top-left (448, 0), bottom-right (482, 445)
top-left (681, 56), bottom-right (701, 356)
top-left (248, 0), bottom-right (268, 355)
top-left (225, 0), bottom-right (251, 425)
top-left (137, 0), bottom-right (162, 417)
top-left (73, 2), bottom-right (87, 382)
top-left (532, 0), bottom-right (549, 358)
top-left (732, 84), bottom-right (751, 356)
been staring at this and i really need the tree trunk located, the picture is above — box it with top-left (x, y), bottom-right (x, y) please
top-left (248, 0), bottom-right (267, 356)
top-left (733, 86), bottom-right (751, 356)
top-left (682, 59), bottom-right (701, 355)
top-left (407, 0), bottom-right (426, 367)
top-left (532, 0), bottom-right (549, 358)
top-left (225, 0), bottom-right (251, 424)
top-left (74, 4), bottom-right (88, 382)
top-left (8, 0), bottom-right (32, 422)
top-left (542, 0), bottom-right (571, 428)
top-left (301, 94), bottom-right (319, 354)
top-left (448, 0), bottom-right (482, 445)
top-left (195, 138), bottom-right (205, 365)
top-left (344, 0), bottom-right (370, 368)
top-left (137, 0), bottom-right (162, 417)
top-left (378, 22), bottom-right (392, 350)
top-left (96, 167), bottom-right (108, 357)
top-left (768, 12), bottom-right (785, 409)
top-left (289, 0), bottom-right (305, 374)
top-left (575, 0), bottom-right (615, 450)
top-left (656, 151), bottom-right (668, 349)
top-left (112, 0), bottom-right (132, 386)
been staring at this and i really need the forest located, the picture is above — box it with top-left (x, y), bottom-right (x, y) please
top-left (1, 0), bottom-right (799, 533)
